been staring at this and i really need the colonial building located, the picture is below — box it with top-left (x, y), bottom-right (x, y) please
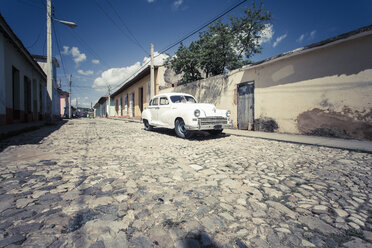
top-left (161, 25), bottom-right (372, 140)
top-left (32, 54), bottom-right (61, 119)
top-left (58, 89), bottom-right (69, 118)
top-left (0, 14), bottom-right (47, 125)
top-left (110, 65), bottom-right (167, 119)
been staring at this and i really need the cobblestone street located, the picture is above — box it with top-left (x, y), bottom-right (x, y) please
top-left (0, 118), bottom-right (371, 247)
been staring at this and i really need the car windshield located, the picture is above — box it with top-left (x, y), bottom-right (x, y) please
top-left (170, 95), bottom-right (197, 104)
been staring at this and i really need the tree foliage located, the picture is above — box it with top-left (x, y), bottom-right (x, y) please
top-left (166, 1), bottom-right (271, 84)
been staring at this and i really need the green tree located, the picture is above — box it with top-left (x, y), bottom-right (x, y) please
top-left (166, 1), bottom-right (271, 83)
top-left (198, 20), bottom-right (242, 77)
top-left (230, 1), bottom-right (271, 59)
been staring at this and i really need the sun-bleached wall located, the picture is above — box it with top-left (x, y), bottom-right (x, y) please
top-left (161, 32), bottom-right (372, 140)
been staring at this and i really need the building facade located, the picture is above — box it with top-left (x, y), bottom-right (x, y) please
top-left (0, 14), bottom-right (47, 125)
top-left (161, 25), bottom-right (372, 140)
top-left (32, 55), bottom-right (61, 119)
top-left (59, 89), bottom-right (69, 118)
top-left (110, 66), bottom-right (167, 119)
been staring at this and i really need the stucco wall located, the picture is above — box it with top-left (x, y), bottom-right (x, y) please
top-left (0, 34), bottom-right (5, 121)
top-left (160, 33), bottom-right (372, 140)
top-left (2, 33), bottom-right (46, 123)
top-left (113, 67), bottom-right (166, 118)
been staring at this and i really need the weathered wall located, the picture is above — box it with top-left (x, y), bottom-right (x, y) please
top-left (160, 33), bottom-right (372, 140)
top-left (2, 33), bottom-right (46, 124)
top-left (113, 74), bottom-right (150, 118)
top-left (113, 67), bottom-right (167, 118)
top-left (0, 34), bottom-right (5, 124)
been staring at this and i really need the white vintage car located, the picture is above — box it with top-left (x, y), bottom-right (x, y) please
top-left (141, 93), bottom-right (232, 138)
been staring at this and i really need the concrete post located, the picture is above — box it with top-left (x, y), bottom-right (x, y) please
top-left (46, 0), bottom-right (53, 121)
top-left (69, 74), bottom-right (71, 119)
top-left (150, 44), bottom-right (154, 98)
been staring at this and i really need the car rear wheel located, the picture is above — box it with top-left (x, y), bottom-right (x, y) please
top-left (175, 119), bottom-right (191, 138)
top-left (143, 119), bottom-right (153, 131)
top-left (207, 129), bottom-right (223, 135)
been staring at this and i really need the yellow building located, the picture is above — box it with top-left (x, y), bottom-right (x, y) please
top-left (111, 65), bottom-right (167, 119)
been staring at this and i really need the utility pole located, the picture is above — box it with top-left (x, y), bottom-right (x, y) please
top-left (46, 0), bottom-right (53, 122)
top-left (68, 74), bottom-right (72, 119)
top-left (150, 43), bottom-right (154, 98)
top-left (107, 85), bottom-right (111, 118)
top-left (46, 0), bottom-right (76, 122)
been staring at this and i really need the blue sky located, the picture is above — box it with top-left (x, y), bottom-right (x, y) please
top-left (1, 0), bottom-right (371, 107)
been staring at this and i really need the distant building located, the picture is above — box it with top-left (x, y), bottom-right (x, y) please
top-left (0, 14), bottom-right (47, 125)
top-left (110, 65), bottom-right (167, 119)
top-left (94, 96), bottom-right (110, 117)
top-left (58, 89), bottom-right (69, 118)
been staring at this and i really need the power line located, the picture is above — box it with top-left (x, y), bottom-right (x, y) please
top-left (104, 0), bottom-right (147, 54)
top-left (53, 22), bottom-right (69, 81)
top-left (110, 0), bottom-right (248, 93)
top-left (68, 29), bottom-right (112, 68)
top-left (157, 0), bottom-right (248, 56)
top-left (26, 24), bottom-right (44, 49)
top-left (95, 0), bottom-right (148, 55)
top-left (17, 0), bottom-right (43, 9)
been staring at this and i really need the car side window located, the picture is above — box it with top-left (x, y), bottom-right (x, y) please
top-left (159, 97), bottom-right (169, 105)
top-left (152, 98), bottom-right (159, 106)
top-left (149, 99), bottom-right (152, 106)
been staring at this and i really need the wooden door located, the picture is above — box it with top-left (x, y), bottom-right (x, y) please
top-left (237, 81), bottom-right (254, 130)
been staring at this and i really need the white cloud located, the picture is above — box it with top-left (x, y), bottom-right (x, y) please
top-left (310, 30), bottom-right (316, 39)
top-left (92, 52), bottom-right (169, 92)
top-left (71, 47), bottom-right (86, 64)
top-left (147, 0), bottom-right (155, 2)
top-left (71, 97), bottom-right (91, 108)
top-left (297, 34), bottom-right (305, 43)
top-left (273, 33), bottom-right (287, 48)
top-left (174, 0), bottom-right (183, 8)
top-left (78, 69), bottom-right (94, 76)
top-left (258, 24), bottom-right (274, 45)
top-left (92, 59), bottom-right (100, 64)
top-left (62, 46), bottom-right (69, 55)
top-left (62, 46), bottom-right (87, 64)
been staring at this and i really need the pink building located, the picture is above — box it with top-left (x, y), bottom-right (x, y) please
top-left (59, 90), bottom-right (69, 118)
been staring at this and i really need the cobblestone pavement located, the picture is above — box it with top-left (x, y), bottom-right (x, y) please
top-left (0, 118), bottom-right (371, 248)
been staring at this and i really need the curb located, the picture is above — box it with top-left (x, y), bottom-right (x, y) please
top-left (224, 130), bottom-right (372, 154)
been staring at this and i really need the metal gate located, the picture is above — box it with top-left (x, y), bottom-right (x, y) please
top-left (237, 81), bottom-right (255, 130)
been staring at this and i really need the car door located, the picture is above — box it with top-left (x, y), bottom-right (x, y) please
top-left (148, 97), bottom-right (159, 125)
top-left (157, 96), bottom-right (171, 127)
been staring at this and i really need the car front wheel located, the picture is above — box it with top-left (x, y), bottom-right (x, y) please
top-left (143, 119), bottom-right (153, 131)
top-left (175, 119), bottom-right (191, 138)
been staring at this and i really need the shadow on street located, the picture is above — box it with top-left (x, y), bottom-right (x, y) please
top-left (0, 120), bottom-right (67, 153)
top-left (145, 127), bottom-right (230, 141)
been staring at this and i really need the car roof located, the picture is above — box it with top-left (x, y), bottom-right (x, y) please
top-left (152, 92), bottom-right (194, 98)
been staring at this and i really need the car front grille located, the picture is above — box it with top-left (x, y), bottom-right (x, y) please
top-left (199, 116), bottom-right (228, 125)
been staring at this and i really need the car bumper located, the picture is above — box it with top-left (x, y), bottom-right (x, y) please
top-left (185, 117), bottom-right (233, 131)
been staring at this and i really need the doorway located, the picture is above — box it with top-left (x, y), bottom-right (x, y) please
top-left (237, 81), bottom-right (254, 130)
top-left (139, 87), bottom-right (144, 113)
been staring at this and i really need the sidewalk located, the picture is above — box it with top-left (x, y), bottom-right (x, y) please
top-left (0, 121), bottom-right (46, 138)
top-left (224, 129), bottom-right (372, 153)
top-left (85, 117), bottom-right (372, 153)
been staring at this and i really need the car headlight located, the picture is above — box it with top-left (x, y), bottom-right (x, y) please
top-left (226, 110), bottom-right (231, 117)
top-left (194, 109), bottom-right (200, 117)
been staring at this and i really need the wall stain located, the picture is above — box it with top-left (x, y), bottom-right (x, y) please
top-left (254, 117), bottom-right (279, 132)
top-left (297, 107), bottom-right (372, 140)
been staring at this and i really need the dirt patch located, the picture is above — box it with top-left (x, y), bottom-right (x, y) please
top-left (297, 108), bottom-right (372, 140)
